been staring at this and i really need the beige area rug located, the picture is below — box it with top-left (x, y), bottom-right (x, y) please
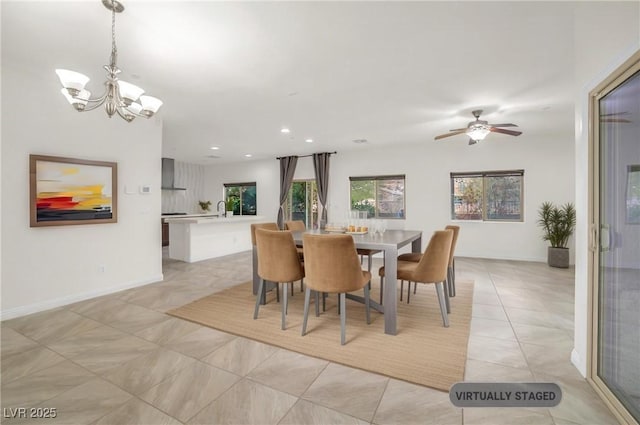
top-left (168, 278), bottom-right (474, 391)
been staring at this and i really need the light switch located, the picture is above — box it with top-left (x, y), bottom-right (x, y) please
top-left (140, 185), bottom-right (152, 194)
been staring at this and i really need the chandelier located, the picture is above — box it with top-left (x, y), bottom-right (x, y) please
top-left (55, 0), bottom-right (162, 122)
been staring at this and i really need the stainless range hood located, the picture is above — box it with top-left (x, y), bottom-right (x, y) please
top-left (161, 158), bottom-right (187, 191)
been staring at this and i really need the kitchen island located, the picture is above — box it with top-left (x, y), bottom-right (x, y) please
top-left (164, 215), bottom-right (266, 263)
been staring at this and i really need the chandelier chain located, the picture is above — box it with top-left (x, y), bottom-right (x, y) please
top-left (110, 0), bottom-right (117, 67)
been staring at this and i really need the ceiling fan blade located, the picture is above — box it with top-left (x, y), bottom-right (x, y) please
top-left (434, 129), bottom-right (468, 140)
top-left (449, 128), bottom-right (468, 131)
top-left (600, 112), bottom-right (629, 117)
top-left (600, 118), bottom-right (632, 123)
top-left (487, 123), bottom-right (518, 127)
top-left (490, 127), bottom-right (522, 136)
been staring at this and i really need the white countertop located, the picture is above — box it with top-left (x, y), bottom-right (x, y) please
top-left (161, 213), bottom-right (220, 219)
top-left (164, 215), bottom-right (265, 224)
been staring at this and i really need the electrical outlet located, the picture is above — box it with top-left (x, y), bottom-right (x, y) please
top-left (98, 265), bottom-right (106, 273)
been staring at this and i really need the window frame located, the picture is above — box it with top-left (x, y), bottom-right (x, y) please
top-left (223, 182), bottom-right (257, 216)
top-left (349, 174), bottom-right (406, 219)
top-left (450, 170), bottom-right (524, 222)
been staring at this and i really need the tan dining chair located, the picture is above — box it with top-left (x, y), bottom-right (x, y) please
top-left (301, 234), bottom-right (371, 345)
top-left (396, 225), bottom-right (459, 311)
top-left (250, 222), bottom-right (280, 300)
top-left (378, 229), bottom-right (453, 327)
top-left (251, 222), bottom-right (300, 295)
top-left (285, 220), bottom-right (307, 292)
top-left (254, 228), bottom-right (305, 330)
top-left (284, 220), bottom-right (306, 232)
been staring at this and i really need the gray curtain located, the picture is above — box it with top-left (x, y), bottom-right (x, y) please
top-left (313, 152), bottom-right (330, 227)
top-left (277, 156), bottom-right (298, 229)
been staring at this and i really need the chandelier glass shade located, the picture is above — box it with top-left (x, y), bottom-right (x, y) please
top-left (466, 123), bottom-right (491, 142)
top-left (55, 0), bottom-right (162, 122)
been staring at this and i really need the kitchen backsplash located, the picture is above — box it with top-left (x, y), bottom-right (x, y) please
top-left (161, 161), bottom-right (206, 213)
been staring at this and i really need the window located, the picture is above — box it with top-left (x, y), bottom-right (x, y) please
top-left (284, 180), bottom-right (318, 228)
top-left (451, 170), bottom-right (524, 221)
top-left (349, 175), bottom-right (405, 219)
top-left (224, 182), bottom-right (256, 215)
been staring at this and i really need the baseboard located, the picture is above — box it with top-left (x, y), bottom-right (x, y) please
top-left (571, 348), bottom-right (587, 377)
top-left (0, 274), bottom-right (164, 321)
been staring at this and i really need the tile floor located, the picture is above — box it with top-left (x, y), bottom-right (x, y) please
top-left (1, 252), bottom-right (621, 424)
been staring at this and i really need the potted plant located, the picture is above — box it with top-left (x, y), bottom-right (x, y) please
top-left (537, 202), bottom-right (576, 268)
top-left (198, 200), bottom-right (212, 213)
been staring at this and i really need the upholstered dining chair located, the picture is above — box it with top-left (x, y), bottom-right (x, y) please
top-left (250, 222), bottom-right (280, 300)
top-left (396, 225), bottom-right (460, 310)
top-left (284, 220), bottom-right (306, 231)
top-left (284, 220), bottom-right (307, 292)
top-left (378, 229), bottom-right (453, 327)
top-left (253, 228), bottom-right (305, 330)
top-left (301, 234), bottom-right (371, 345)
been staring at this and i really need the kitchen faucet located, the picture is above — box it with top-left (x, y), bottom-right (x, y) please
top-left (216, 200), bottom-right (227, 217)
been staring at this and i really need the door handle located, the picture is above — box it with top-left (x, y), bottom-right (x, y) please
top-left (600, 224), bottom-right (611, 251)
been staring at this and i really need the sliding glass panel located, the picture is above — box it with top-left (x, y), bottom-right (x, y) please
top-left (597, 68), bottom-right (640, 421)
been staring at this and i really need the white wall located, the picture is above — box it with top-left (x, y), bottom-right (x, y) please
top-left (161, 160), bottom-right (207, 214)
top-left (1, 64), bottom-right (164, 319)
top-left (204, 128), bottom-right (575, 262)
top-left (572, 2), bottom-right (640, 377)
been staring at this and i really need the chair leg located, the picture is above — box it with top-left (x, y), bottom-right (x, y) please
top-left (435, 282), bottom-right (450, 327)
top-left (450, 261), bottom-right (456, 297)
top-left (414, 281), bottom-right (417, 294)
top-left (281, 282), bottom-right (288, 330)
top-left (444, 276), bottom-right (451, 314)
top-left (290, 282), bottom-right (294, 296)
top-left (340, 293), bottom-right (346, 345)
top-left (254, 278), bottom-right (265, 319)
top-left (301, 277), bottom-right (304, 293)
top-left (322, 292), bottom-right (327, 311)
top-left (301, 287), bottom-right (311, 336)
top-left (400, 280), bottom-right (404, 301)
top-left (314, 291), bottom-right (320, 317)
top-left (407, 281), bottom-right (411, 304)
top-left (379, 276), bottom-right (384, 305)
top-left (276, 283), bottom-right (280, 303)
top-left (364, 283), bottom-right (371, 325)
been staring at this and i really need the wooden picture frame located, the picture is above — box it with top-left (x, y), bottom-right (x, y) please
top-left (30, 154), bottom-right (118, 227)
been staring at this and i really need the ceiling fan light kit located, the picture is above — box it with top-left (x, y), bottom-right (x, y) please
top-left (55, 0), bottom-right (162, 122)
top-left (435, 109), bottom-right (522, 145)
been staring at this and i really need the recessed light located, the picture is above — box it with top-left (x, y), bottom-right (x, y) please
top-left (210, 146), bottom-right (220, 150)
top-left (353, 139), bottom-right (368, 144)
top-left (244, 154), bottom-right (252, 158)
top-left (305, 139), bottom-right (313, 143)
top-left (281, 128), bottom-right (290, 134)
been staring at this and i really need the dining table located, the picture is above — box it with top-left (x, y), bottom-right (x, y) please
top-left (252, 228), bottom-right (423, 336)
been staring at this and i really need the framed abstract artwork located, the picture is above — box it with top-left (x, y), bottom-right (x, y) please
top-left (30, 154), bottom-right (118, 227)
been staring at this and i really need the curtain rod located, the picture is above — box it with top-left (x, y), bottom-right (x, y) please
top-left (275, 151), bottom-right (337, 160)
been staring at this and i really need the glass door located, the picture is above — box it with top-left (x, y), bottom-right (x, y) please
top-left (591, 53), bottom-right (640, 423)
top-left (286, 180), bottom-right (318, 229)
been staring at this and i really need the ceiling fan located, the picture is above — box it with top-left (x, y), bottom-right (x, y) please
top-left (435, 110), bottom-right (523, 145)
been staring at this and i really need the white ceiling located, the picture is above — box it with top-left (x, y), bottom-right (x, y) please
top-left (3, 1), bottom-right (584, 164)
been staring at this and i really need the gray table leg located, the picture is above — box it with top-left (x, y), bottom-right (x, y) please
top-left (411, 235), bottom-right (422, 254)
top-left (383, 246), bottom-right (398, 335)
top-left (252, 246), bottom-right (259, 295)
